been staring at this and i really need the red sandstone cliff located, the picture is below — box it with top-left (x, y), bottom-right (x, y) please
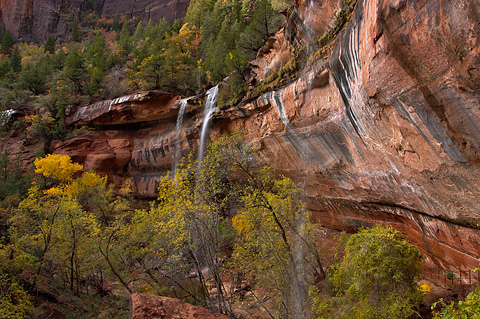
top-left (51, 0), bottom-right (480, 273)
top-left (0, 0), bottom-right (189, 41)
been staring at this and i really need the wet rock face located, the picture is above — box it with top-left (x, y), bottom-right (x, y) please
top-left (65, 91), bottom-right (180, 126)
top-left (55, 0), bottom-right (480, 271)
top-left (293, 0), bottom-right (343, 36)
top-left (130, 294), bottom-right (230, 319)
top-left (0, 0), bottom-right (189, 41)
top-left (322, 0), bottom-right (480, 224)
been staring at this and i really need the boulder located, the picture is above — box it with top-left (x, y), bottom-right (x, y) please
top-left (130, 294), bottom-right (230, 319)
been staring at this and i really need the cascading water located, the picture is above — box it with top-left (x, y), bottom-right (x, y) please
top-left (197, 85), bottom-right (219, 171)
top-left (0, 109), bottom-right (15, 126)
top-left (171, 99), bottom-right (188, 176)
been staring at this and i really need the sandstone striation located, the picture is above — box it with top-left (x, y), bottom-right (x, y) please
top-left (54, 0), bottom-right (480, 273)
top-left (99, 0), bottom-right (189, 24)
top-left (65, 90), bottom-right (180, 126)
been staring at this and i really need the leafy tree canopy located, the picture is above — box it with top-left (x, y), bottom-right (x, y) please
top-left (33, 153), bottom-right (83, 183)
top-left (312, 224), bottom-right (424, 319)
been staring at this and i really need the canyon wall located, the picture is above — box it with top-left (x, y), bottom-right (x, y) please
top-left (52, 0), bottom-right (480, 272)
top-left (0, 0), bottom-right (189, 41)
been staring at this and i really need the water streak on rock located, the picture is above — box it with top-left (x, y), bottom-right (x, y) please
top-left (172, 99), bottom-right (188, 176)
top-left (197, 85), bottom-right (219, 171)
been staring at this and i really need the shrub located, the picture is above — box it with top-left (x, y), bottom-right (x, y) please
top-left (432, 287), bottom-right (480, 319)
top-left (312, 224), bottom-right (424, 319)
top-left (0, 274), bottom-right (33, 319)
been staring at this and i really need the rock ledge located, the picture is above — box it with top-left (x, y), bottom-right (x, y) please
top-left (130, 293), bottom-right (230, 319)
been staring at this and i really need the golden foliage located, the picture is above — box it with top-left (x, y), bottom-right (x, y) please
top-left (34, 154), bottom-right (83, 183)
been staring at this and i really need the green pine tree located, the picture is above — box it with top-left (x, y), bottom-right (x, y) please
top-left (1, 30), bottom-right (14, 55)
top-left (0, 26), bottom-right (5, 42)
top-left (86, 31), bottom-right (107, 95)
top-left (119, 21), bottom-right (132, 57)
top-left (10, 46), bottom-right (22, 73)
top-left (185, 0), bottom-right (216, 28)
top-left (133, 21), bottom-right (144, 44)
top-left (112, 15), bottom-right (121, 32)
top-left (18, 59), bottom-right (49, 95)
top-left (62, 47), bottom-right (86, 95)
top-left (44, 35), bottom-right (55, 54)
top-left (71, 18), bottom-right (80, 42)
top-left (144, 19), bottom-right (155, 38)
top-left (205, 17), bottom-right (240, 81)
top-left (237, 0), bottom-right (282, 59)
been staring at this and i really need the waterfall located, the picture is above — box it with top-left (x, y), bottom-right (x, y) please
top-left (274, 90), bottom-right (293, 132)
top-left (197, 85), bottom-right (219, 171)
top-left (171, 99), bottom-right (188, 177)
top-left (0, 109), bottom-right (15, 126)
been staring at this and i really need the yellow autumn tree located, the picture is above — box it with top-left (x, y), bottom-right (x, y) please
top-left (33, 153), bottom-right (83, 183)
top-left (9, 154), bottom-right (131, 294)
top-left (232, 168), bottom-right (324, 319)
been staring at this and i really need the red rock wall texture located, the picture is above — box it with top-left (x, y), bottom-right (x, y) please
top-left (99, 0), bottom-right (189, 23)
top-left (0, 0), bottom-right (189, 41)
top-left (130, 294), bottom-right (231, 319)
top-left (54, 0), bottom-right (480, 272)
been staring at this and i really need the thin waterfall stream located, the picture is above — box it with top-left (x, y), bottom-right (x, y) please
top-left (197, 85), bottom-right (219, 172)
top-left (171, 99), bottom-right (188, 176)
top-left (273, 90), bottom-right (319, 168)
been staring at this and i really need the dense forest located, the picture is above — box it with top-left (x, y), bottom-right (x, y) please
top-left (0, 0), bottom-right (479, 318)
top-left (0, 0), bottom-right (285, 142)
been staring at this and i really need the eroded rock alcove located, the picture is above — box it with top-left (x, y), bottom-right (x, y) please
top-left (53, 0), bottom-right (480, 272)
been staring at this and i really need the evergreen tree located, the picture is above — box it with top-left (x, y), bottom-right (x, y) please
top-left (1, 30), bottom-right (14, 55)
top-left (144, 19), bottom-right (155, 39)
top-left (199, 11), bottom-right (216, 57)
top-left (209, 0), bottom-right (227, 37)
top-left (133, 20), bottom-right (144, 44)
top-left (119, 21), bottom-right (132, 57)
top-left (112, 15), bottom-right (121, 32)
top-left (62, 47), bottom-right (86, 95)
top-left (44, 35), bottom-right (55, 54)
top-left (0, 149), bottom-right (9, 182)
top-left (237, 0), bottom-right (282, 59)
top-left (10, 46), bottom-right (22, 73)
top-left (0, 149), bottom-right (31, 201)
top-left (71, 18), bottom-right (80, 42)
top-left (0, 60), bottom-right (10, 81)
top-left (0, 26), bottom-right (5, 42)
top-left (18, 59), bottom-right (49, 95)
top-left (144, 18), bottom-right (169, 43)
top-left (86, 31), bottom-right (107, 95)
top-left (169, 19), bottom-right (183, 34)
top-left (250, 0), bottom-right (281, 37)
top-left (205, 17), bottom-right (240, 81)
top-left (87, 31), bottom-right (107, 67)
top-left (185, 0), bottom-right (216, 28)
top-left (50, 48), bottom-right (67, 70)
